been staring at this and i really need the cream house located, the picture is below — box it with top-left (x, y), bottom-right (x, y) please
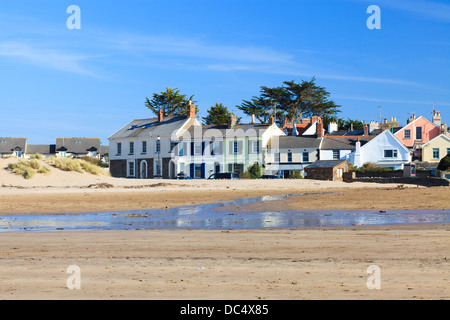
top-left (421, 134), bottom-right (450, 163)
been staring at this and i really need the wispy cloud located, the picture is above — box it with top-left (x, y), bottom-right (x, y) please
top-left (0, 41), bottom-right (97, 76)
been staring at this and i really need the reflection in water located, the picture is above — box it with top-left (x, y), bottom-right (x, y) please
top-left (0, 194), bottom-right (449, 232)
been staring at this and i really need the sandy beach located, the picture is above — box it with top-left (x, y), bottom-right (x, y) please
top-left (0, 158), bottom-right (449, 300)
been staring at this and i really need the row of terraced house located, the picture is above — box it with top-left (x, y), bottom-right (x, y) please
top-left (106, 102), bottom-right (450, 180)
top-left (2, 103), bottom-right (449, 181)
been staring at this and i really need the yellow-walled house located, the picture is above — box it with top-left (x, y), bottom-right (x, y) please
top-left (421, 134), bottom-right (450, 163)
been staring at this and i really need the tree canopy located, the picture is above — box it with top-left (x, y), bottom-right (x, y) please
top-left (145, 87), bottom-right (196, 117)
top-left (202, 103), bottom-right (241, 125)
top-left (237, 78), bottom-right (341, 124)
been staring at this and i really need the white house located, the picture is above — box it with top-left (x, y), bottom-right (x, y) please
top-left (348, 129), bottom-right (411, 170)
top-left (108, 104), bottom-right (199, 179)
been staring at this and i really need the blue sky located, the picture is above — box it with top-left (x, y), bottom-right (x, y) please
top-left (1, 0), bottom-right (449, 144)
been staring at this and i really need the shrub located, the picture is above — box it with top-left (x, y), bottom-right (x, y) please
top-left (247, 163), bottom-right (262, 179)
top-left (240, 171), bottom-right (252, 179)
top-left (437, 154), bottom-right (450, 171)
top-left (354, 162), bottom-right (392, 172)
top-left (288, 170), bottom-right (303, 179)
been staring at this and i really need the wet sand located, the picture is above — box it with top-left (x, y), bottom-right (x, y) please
top-left (0, 160), bottom-right (449, 300)
top-left (0, 224), bottom-right (448, 300)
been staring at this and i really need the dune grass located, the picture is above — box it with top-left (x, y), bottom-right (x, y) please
top-left (7, 159), bottom-right (49, 179)
top-left (52, 157), bottom-right (109, 176)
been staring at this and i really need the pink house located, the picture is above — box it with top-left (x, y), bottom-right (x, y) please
top-left (394, 110), bottom-right (448, 160)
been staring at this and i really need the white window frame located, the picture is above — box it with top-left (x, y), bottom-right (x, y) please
top-left (116, 142), bottom-right (122, 156)
top-left (194, 142), bottom-right (202, 155)
top-left (384, 149), bottom-right (398, 158)
top-left (127, 161), bottom-right (135, 177)
top-left (129, 142), bottom-right (134, 155)
top-left (252, 141), bottom-right (260, 154)
top-left (432, 148), bottom-right (440, 160)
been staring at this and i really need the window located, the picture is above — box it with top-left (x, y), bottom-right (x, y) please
top-left (156, 140), bottom-right (161, 153)
top-left (194, 143), bottom-right (202, 155)
top-left (447, 148), bottom-right (450, 155)
top-left (14, 151), bottom-right (22, 158)
top-left (287, 152), bottom-right (292, 163)
top-left (432, 148), bottom-right (440, 160)
top-left (89, 151), bottom-right (97, 158)
top-left (194, 164), bottom-right (202, 178)
top-left (212, 142), bottom-right (220, 155)
top-left (142, 141), bottom-right (147, 154)
top-left (60, 151), bottom-right (67, 157)
top-left (128, 161), bottom-right (135, 177)
top-left (302, 152), bottom-right (309, 163)
top-left (384, 149), bottom-right (398, 158)
top-left (233, 141), bottom-right (239, 155)
top-left (155, 160), bottom-right (161, 176)
top-left (178, 144), bottom-right (184, 156)
top-left (274, 152), bottom-right (280, 163)
top-left (416, 127), bottom-right (422, 140)
top-left (170, 141), bottom-right (177, 152)
top-left (404, 130), bottom-right (411, 139)
top-left (252, 141), bottom-right (260, 154)
top-left (179, 163), bottom-right (185, 174)
top-left (129, 142), bottom-right (134, 155)
top-left (117, 142), bottom-right (122, 155)
top-left (332, 150), bottom-right (340, 160)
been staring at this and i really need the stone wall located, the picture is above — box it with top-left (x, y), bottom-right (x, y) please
top-left (343, 172), bottom-right (450, 187)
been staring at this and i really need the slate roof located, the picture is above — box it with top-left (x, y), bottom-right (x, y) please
top-left (109, 116), bottom-right (189, 140)
top-left (56, 138), bottom-right (100, 154)
top-left (182, 123), bottom-right (272, 140)
top-left (26, 144), bottom-right (56, 155)
top-left (100, 145), bottom-right (109, 156)
top-left (306, 159), bottom-right (347, 169)
top-left (276, 136), bottom-right (322, 149)
top-left (321, 136), bottom-right (373, 150)
top-left (0, 138), bottom-right (27, 153)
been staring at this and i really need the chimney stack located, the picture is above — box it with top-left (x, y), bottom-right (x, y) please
top-left (268, 115), bottom-right (275, 125)
top-left (158, 109), bottom-right (163, 122)
top-left (188, 100), bottom-right (196, 118)
top-left (228, 114), bottom-right (237, 128)
top-left (251, 114), bottom-right (255, 124)
top-left (317, 118), bottom-right (323, 138)
top-left (364, 123), bottom-right (369, 136)
top-left (433, 110), bottom-right (442, 127)
top-left (328, 121), bottom-right (338, 134)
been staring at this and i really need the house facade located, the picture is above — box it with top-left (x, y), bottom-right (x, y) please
top-left (56, 138), bottom-right (101, 159)
top-left (108, 105), bottom-right (199, 179)
top-left (394, 112), bottom-right (446, 160)
top-left (265, 135), bottom-right (321, 177)
top-left (421, 134), bottom-right (450, 164)
top-left (0, 138), bottom-right (27, 158)
top-left (349, 129), bottom-right (411, 170)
